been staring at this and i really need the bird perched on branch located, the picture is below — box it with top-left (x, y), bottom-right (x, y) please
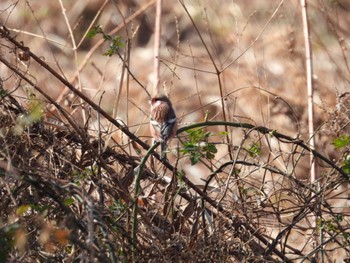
top-left (149, 95), bottom-right (177, 160)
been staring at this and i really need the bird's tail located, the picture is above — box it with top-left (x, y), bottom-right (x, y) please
top-left (160, 141), bottom-right (167, 161)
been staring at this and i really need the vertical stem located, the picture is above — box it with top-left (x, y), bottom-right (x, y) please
top-left (97, 94), bottom-right (105, 207)
top-left (58, 0), bottom-right (86, 124)
top-left (153, 0), bottom-right (162, 96)
top-left (300, 0), bottom-right (320, 260)
top-left (300, 0), bottom-right (316, 183)
top-left (132, 142), bottom-right (160, 260)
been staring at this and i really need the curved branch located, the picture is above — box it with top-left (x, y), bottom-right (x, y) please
top-left (177, 121), bottom-right (347, 178)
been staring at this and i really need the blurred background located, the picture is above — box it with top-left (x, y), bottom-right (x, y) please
top-left (1, 0), bottom-right (349, 177)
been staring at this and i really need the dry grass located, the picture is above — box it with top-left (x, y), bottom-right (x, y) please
top-left (0, 0), bottom-right (350, 262)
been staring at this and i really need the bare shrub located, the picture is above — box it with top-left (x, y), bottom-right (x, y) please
top-left (0, 1), bottom-right (349, 262)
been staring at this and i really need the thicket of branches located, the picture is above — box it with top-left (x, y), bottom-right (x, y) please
top-left (0, 0), bottom-right (350, 262)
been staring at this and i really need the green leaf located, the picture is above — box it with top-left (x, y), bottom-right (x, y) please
top-left (203, 131), bottom-right (211, 138)
top-left (0, 88), bottom-right (7, 97)
top-left (269, 130), bottom-right (277, 137)
top-left (186, 128), bottom-right (205, 143)
top-left (16, 205), bottom-right (31, 215)
top-left (335, 214), bottom-right (343, 222)
top-left (332, 135), bottom-right (350, 149)
top-left (206, 151), bottom-right (215, 159)
top-left (180, 142), bottom-right (197, 153)
top-left (207, 143), bottom-right (218, 153)
top-left (31, 204), bottom-right (48, 213)
top-left (64, 198), bottom-right (74, 206)
top-left (28, 100), bottom-right (43, 123)
top-left (87, 26), bottom-right (124, 56)
top-left (341, 162), bottom-right (350, 174)
top-left (87, 25), bottom-right (103, 38)
top-left (103, 35), bottom-right (125, 56)
top-left (248, 143), bottom-right (261, 157)
top-left (190, 152), bottom-right (201, 165)
top-left (219, 131), bottom-right (230, 136)
top-left (182, 128), bottom-right (218, 165)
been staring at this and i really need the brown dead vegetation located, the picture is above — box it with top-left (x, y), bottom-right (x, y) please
top-left (0, 1), bottom-right (350, 262)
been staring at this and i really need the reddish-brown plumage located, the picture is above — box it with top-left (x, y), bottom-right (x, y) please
top-left (150, 95), bottom-right (177, 160)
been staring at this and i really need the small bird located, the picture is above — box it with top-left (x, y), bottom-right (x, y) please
top-left (150, 95), bottom-right (177, 160)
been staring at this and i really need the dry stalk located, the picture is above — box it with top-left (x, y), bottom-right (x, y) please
top-left (300, 0), bottom-right (319, 259)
